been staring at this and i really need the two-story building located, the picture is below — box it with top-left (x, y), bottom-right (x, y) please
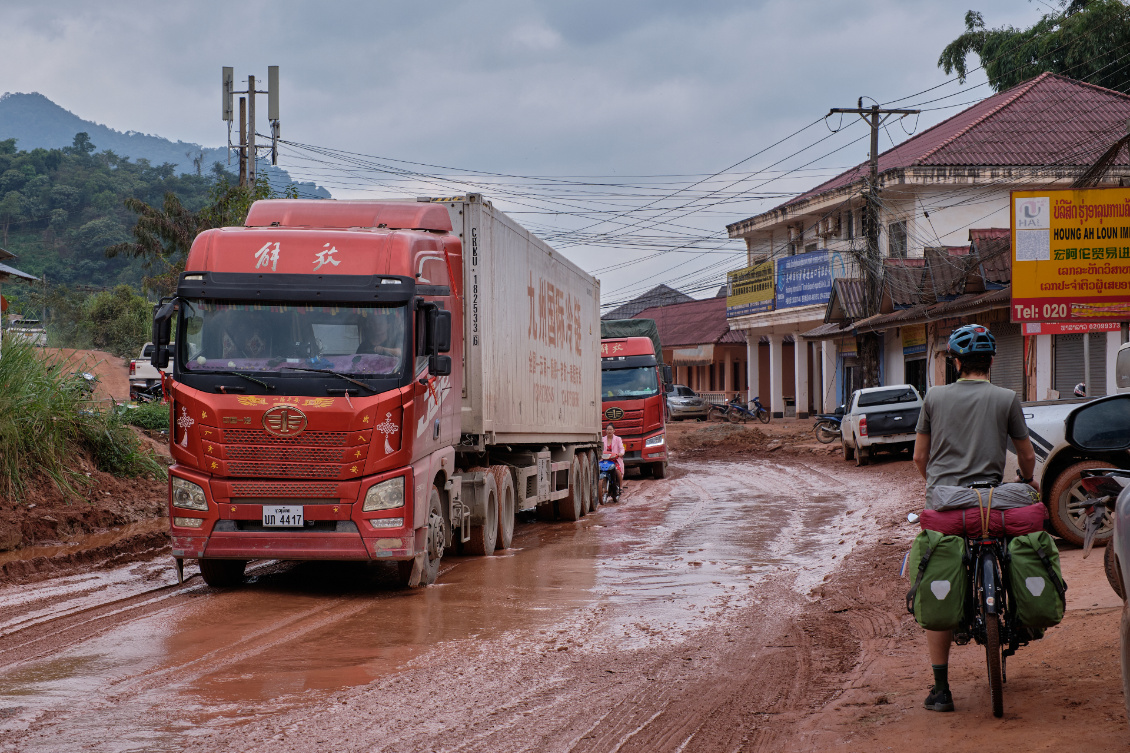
top-left (724, 72), bottom-right (1130, 412)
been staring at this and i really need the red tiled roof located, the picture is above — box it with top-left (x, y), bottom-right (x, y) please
top-left (635, 296), bottom-right (743, 348)
top-left (784, 73), bottom-right (1130, 208)
top-left (970, 228), bottom-right (1011, 286)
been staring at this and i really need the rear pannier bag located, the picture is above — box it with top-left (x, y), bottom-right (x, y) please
top-left (1008, 531), bottom-right (1067, 628)
top-left (905, 529), bottom-right (967, 630)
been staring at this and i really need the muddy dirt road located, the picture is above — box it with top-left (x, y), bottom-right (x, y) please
top-left (0, 450), bottom-right (1125, 752)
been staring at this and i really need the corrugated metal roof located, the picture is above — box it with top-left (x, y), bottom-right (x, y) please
top-left (635, 296), bottom-right (744, 348)
top-left (825, 278), bottom-right (868, 322)
top-left (970, 228), bottom-right (1011, 286)
top-left (799, 322), bottom-right (853, 340)
top-left (884, 258), bottom-right (926, 307)
top-left (0, 247), bottom-right (14, 261)
top-left (0, 262), bottom-right (37, 281)
top-left (926, 246), bottom-right (978, 300)
top-left (732, 73), bottom-right (1130, 225)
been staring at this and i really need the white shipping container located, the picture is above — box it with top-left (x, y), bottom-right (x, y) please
top-left (429, 194), bottom-right (601, 446)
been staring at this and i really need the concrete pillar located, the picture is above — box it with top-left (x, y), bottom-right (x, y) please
top-left (723, 348), bottom-right (733, 399)
top-left (821, 340), bottom-right (837, 412)
top-left (1036, 334), bottom-right (1053, 399)
top-left (1107, 331), bottom-right (1120, 395)
top-left (746, 334), bottom-right (760, 404)
top-left (886, 329), bottom-right (905, 386)
top-left (794, 335), bottom-right (810, 418)
top-left (769, 334), bottom-right (784, 418)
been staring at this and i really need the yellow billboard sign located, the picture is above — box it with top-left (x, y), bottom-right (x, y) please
top-left (726, 261), bottom-right (774, 317)
top-left (1012, 187), bottom-right (1130, 322)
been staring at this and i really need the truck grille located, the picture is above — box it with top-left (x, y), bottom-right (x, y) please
top-left (223, 429), bottom-right (351, 447)
top-left (226, 462), bottom-right (345, 479)
top-left (229, 481), bottom-right (338, 497)
top-left (225, 446), bottom-right (344, 463)
top-left (608, 408), bottom-right (644, 435)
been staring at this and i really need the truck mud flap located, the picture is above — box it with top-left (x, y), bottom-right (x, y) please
top-left (446, 474), bottom-right (471, 544)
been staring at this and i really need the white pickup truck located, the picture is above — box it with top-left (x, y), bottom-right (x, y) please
top-left (1008, 343), bottom-right (1130, 546)
top-left (840, 384), bottom-right (923, 467)
top-left (128, 342), bottom-right (169, 398)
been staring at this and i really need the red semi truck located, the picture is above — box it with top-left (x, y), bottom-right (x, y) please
top-left (152, 194), bottom-right (601, 588)
top-left (599, 325), bottom-right (669, 479)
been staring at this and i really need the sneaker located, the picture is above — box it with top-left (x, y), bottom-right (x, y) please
top-left (924, 687), bottom-right (954, 712)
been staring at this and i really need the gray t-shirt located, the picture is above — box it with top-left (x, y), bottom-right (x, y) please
top-left (915, 379), bottom-right (1028, 493)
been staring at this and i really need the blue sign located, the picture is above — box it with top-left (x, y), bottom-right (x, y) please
top-left (776, 249), bottom-right (834, 309)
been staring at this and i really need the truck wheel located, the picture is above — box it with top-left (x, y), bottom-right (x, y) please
top-left (491, 466), bottom-right (516, 552)
top-left (399, 486), bottom-right (446, 587)
top-left (199, 558), bottom-right (246, 588)
top-left (1048, 460), bottom-right (1116, 547)
top-left (558, 455), bottom-right (584, 521)
top-left (855, 444), bottom-right (869, 467)
top-left (1105, 543), bottom-right (1126, 600)
top-left (652, 461), bottom-right (666, 479)
top-left (592, 452), bottom-right (601, 511)
top-left (465, 472), bottom-right (498, 556)
top-left (842, 438), bottom-right (855, 462)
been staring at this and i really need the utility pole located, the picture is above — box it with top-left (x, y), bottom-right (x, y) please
top-left (827, 101), bottom-right (919, 387)
top-left (222, 66), bottom-right (280, 189)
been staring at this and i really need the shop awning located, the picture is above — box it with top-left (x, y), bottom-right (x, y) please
top-left (671, 344), bottom-right (715, 365)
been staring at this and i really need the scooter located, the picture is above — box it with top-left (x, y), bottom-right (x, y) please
top-left (599, 456), bottom-right (621, 504)
top-left (812, 405), bottom-right (845, 444)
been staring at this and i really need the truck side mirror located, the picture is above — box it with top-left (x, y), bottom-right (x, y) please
top-left (430, 308), bottom-right (452, 353)
top-left (664, 382), bottom-right (674, 393)
top-left (429, 354), bottom-right (452, 376)
top-left (151, 298), bottom-right (177, 369)
top-left (661, 364), bottom-right (672, 384)
top-left (1065, 394), bottom-right (1130, 451)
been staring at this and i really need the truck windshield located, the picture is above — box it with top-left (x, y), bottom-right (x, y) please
top-left (602, 367), bottom-right (658, 401)
top-left (178, 300), bottom-right (407, 376)
top-left (857, 387), bottom-right (918, 407)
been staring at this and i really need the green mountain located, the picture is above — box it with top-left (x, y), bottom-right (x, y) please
top-left (0, 92), bottom-right (328, 199)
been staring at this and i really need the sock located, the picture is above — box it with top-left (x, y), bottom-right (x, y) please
top-left (932, 664), bottom-right (949, 694)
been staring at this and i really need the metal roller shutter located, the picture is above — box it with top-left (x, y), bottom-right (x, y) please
top-left (989, 323), bottom-right (1023, 397)
top-left (1054, 333), bottom-right (1107, 397)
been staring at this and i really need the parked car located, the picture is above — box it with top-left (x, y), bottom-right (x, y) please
top-left (1004, 396), bottom-right (1114, 546)
top-left (4, 318), bottom-right (47, 346)
top-left (666, 384), bottom-right (709, 421)
top-left (840, 384), bottom-right (922, 466)
top-left (128, 342), bottom-right (170, 399)
top-left (1062, 393), bottom-right (1130, 720)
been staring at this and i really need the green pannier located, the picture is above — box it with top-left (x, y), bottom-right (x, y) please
top-left (905, 529), bottom-right (967, 630)
top-left (1008, 531), bottom-right (1067, 628)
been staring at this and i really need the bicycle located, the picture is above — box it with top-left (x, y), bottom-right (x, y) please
top-left (908, 512), bottom-right (1058, 718)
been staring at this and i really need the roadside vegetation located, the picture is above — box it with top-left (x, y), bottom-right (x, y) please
top-left (121, 401), bottom-right (170, 432)
top-left (0, 334), bottom-right (166, 499)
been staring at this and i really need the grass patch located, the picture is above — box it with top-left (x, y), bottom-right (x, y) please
top-left (121, 401), bottom-right (170, 432)
top-left (0, 335), bottom-right (166, 499)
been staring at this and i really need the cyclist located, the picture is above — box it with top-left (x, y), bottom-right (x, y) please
top-left (912, 323), bottom-right (1037, 713)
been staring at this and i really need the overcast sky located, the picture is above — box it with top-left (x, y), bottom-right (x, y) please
top-left (2, 0), bottom-right (1047, 305)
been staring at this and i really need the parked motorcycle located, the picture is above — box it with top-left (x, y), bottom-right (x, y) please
top-left (132, 382), bottom-right (165, 403)
top-left (813, 405), bottom-right (845, 444)
top-left (727, 396), bottom-right (770, 424)
top-left (598, 457), bottom-right (621, 504)
top-left (707, 401), bottom-right (731, 422)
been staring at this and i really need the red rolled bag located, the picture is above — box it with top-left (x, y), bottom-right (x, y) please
top-left (919, 502), bottom-right (1048, 537)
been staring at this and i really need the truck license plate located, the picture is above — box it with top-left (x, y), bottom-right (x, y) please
top-left (262, 505), bottom-right (304, 527)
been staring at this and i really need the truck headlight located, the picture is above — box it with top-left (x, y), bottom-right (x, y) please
top-left (172, 477), bottom-right (209, 511)
top-left (645, 434), bottom-right (665, 448)
top-left (363, 477), bottom-right (405, 511)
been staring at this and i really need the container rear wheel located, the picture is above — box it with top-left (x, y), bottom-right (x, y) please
top-left (558, 454), bottom-right (584, 521)
top-left (491, 465), bottom-right (516, 552)
top-left (464, 471), bottom-right (498, 556)
top-left (199, 558), bottom-right (246, 588)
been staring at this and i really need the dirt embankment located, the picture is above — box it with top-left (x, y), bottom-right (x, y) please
top-left (37, 347), bottom-right (132, 402)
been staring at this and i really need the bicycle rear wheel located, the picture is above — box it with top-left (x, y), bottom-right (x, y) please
top-left (985, 613), bottom-right (1004, 718)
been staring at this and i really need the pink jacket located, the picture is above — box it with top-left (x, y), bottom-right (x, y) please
top-left (602, 435), bottom-right (625, 477)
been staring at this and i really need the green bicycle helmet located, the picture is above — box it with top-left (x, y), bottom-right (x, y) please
top-left (948, 324), bottom-right (996, 356)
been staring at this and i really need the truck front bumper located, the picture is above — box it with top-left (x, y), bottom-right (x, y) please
top-left (622, 430), bottom-right (667, 466)
top-left (168, 465), bottom-right (420, 562)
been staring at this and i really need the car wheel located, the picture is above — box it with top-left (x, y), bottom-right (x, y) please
top-left (1106, 543), bottom-right (1126, 600)
top-left (1048, 461), bottom-right (1117, 547)
top-left (842, 437), bottom-right (855, 461)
